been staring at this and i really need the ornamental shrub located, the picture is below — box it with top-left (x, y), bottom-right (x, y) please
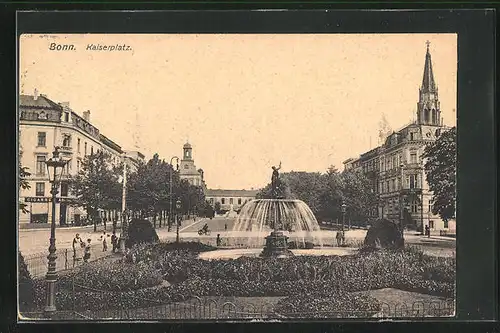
top-left (364, 218), bottom-right (404, 250)
top-left (126, 218), bottom-right (159, 249)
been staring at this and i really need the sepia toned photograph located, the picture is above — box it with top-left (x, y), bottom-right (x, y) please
top-left (18, 33), bottom-right (457, 321)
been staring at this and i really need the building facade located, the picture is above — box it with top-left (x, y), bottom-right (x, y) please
top-left (205, 189), bottom-right (259, 212)
top-left (343, 43), bottom-right (455, 232)
top-left (19, 90), bottom-right (143, 225)
top-left (179, 142), bottom-right (205, 187)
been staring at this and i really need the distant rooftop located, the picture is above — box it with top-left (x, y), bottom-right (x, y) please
top-left (19, 94), bottom-right (61, 109)
top-left (206, 189), bottom-right (259, 197)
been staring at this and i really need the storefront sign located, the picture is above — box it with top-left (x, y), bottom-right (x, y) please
top-left (24, 197), bottom-right (75, 203)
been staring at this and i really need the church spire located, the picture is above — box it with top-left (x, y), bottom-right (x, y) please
top-left (421, 41), bottom-right (437, 93)
top-left (416, 41), bottom-right (441, 126)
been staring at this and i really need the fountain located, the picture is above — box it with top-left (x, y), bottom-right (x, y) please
top-left (231, 199), bottom-right (324, 251)
top-left (197, 162), bottom-right (348, 261)
top-left (229, 162), bottom-right (323, 257)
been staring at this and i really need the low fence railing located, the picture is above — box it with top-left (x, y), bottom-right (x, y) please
top-left (23, 243), bottom-right (114, 278)
top-left (21, 293), bottom-right (455, 320)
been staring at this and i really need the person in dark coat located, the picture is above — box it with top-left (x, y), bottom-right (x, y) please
top-left (111, 232), bottom-right (118, 253)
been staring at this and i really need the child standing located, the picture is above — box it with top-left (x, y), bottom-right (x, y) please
top-left (83, 239), bottom-right (92, 263)
top-left (100, 231), bottom-right (108, 252)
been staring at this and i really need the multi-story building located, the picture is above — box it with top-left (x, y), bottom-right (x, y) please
top-left (343, 43), bottom-right (454, 232)
top-left (19, 90), bottom-right (144, 226)
top-left (205, 189), bottom-right (259, 212)
top-left (179, 142), bottom-right (205, 188)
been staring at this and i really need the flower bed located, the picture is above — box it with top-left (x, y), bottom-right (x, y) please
top-left (24, 244), bottom-right (455, 314)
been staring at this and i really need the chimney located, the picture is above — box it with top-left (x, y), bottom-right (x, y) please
top-left (33, 88), bottom-right (39, 101)
top-left (83, 110), bottom-right (90, 122)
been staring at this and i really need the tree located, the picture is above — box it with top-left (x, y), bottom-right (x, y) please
top-left (19, 165), bottom-right (31, 214)
top-left (316, 167), bottom-right (343, 222)
top-left (255, 166), bottom-right (377, 226)
top-left (69, 151), bottom-right (121, 231)
top-left (339, 169), bottom-right (378, 225)
top-left (284, 171), bottom-right (324, 213)
top-left (423, 126), bottom-right (456, 222)
top-left (127, 154), bottom-right (171, 228)
top-left (214, 202), bottom-right (222, 215)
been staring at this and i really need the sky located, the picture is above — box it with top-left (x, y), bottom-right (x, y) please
top-left (19, 34), bottom-right (457, 190)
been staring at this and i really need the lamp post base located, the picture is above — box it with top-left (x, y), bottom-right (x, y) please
top-left (44, 279), bottom-right (57, 317)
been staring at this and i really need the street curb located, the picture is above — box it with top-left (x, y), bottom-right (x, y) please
top-left (19, 225), bottom-right (121, 232)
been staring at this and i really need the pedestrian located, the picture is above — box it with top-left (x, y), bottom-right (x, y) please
top-left (72, 233), bottom-right (82, 259)
top-left (100, 231), bottom-right (108, 252)
top-left (224, 223), bottom-right (228, 232)
top-left (336, 231), bottom-right (342, 247)
top-left (111, 232), bottom-right (118, 253)
top-left (216, 234), bottom-right (221, 247)
top-left (83, 239), bottom-right (92, 263)
top-left (425, 225), bottom-right (430, 238)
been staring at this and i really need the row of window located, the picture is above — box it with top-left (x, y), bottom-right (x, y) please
top-left (37, 131), bottom-right (97, 156)
top-left (209, 198), bottom-right (251, 205)
top-left (35, 155), bottom-right (72, 176)
top-left (384, 199), bottom-right (420, 215)
top-left (379, 174), bottom-right (420, 193)
top-left (35, 131), bottom-right (122, 176)
top-left (34, 182), bottom-right (69, 197)
top-left (362, 150), bottom-right (419, 174)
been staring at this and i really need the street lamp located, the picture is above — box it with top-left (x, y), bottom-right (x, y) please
top-left (44, 147), bottom-right (68, 317)
top-left (169, 157), bottom-right (179, 232)
top-left (341, 201), bottom-right (347, 232)
top-left (176, 199), bottom-right (182, 244)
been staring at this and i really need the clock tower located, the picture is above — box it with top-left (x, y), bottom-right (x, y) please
top-left (179, 142), bottom-right (204, 187)
top-left (416, 41), bottom-right (442, 127)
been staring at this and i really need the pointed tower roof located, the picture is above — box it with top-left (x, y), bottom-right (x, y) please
top-left (421, 41), bottom-right (437, 93)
